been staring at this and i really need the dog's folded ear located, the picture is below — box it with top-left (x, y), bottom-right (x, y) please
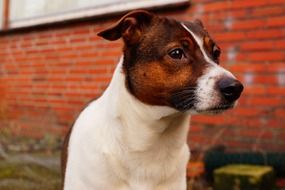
top-left (194, 19), bottom-right (204, 28)
top-left (97, 10), bottom-right (153, 44)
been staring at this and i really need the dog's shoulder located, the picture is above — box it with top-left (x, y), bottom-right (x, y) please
top-left (61, 125), bottom-right (73, 188)
top-left (61, 98), bottom-right (102, 189)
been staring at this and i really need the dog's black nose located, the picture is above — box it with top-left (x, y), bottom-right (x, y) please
top-left (218, 78), bottom-right (244, 102)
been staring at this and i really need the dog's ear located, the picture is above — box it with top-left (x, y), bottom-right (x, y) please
top-left (97, 10), bottom-right (153, 44)
top-left (194, 19), bottom-right (204, 28)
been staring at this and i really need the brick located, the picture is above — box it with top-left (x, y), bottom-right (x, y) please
top-left (69, 36), bottom-right (88, 43)
top-left (38, 32), bottom-right (53, 39)
top-left (52, 39), bottom-right (67, 45)
top-left (252, 6), bottom-right (285, 17)
top-left (188, 135), bottom-right (210, 145)
top-left (267, 63), bottom-right (285, 72)
top-left (94, 59), bottom-right (116, 65)
top-left (275, 109), bottom-right (285, 117)
top-left (268, 119), bottom-right (285, 128)
top-left (233, 107), bottom-right (262, 117)
top-left (226, 140), bottom-right (252, 150)
top-left (268, 87), bottom-right (285, 95)
top-left (192, 115), bottom-right (226, 125)
top-left (239, 130), bottom-right (272, 139)
top-left (244, 86), bottom-right (267, 95)
top-left (240, 40), bottom-right (285, 51)
top-left (56, 31), bottom-right (72, 38)
top-left (246, 29), bottom-right (285, 40)
top-left (277, 131), bottom-right (285, 140)
top-left (247, 51), bottom-right (285, 62)
top-left (229, 63), bottom-right (268, 73)
top-left (214, 32), bottom-right (246, 42)
top-left (253, 75), bottom-right (278, 85)
top-left (88, 68), bottom-right (109, 75)
top-left (73, 44), bottom-right (94, 51)
top-left (79, 52), bottom-right (99, 58)
top-left (100, 50), bottom-right (121, 57)
top-left (247, 97), bottom-right (281, 106)
top-left (232, 19), bottom-right (264, 30)
top-left (267, 16), bottom-right (285, 27)
top-left (204, 0), bottom-right (284, 12)
top-left (72, 28), bottom-right (91, 35)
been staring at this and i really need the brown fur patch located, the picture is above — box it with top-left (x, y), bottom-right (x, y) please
top-left (130, 61), bottom-right (194, 105)
top-left (98, 10), bottom-right (221, 110)
top-left (61, 127), bottom-right (73, 190)
top-left (121, 17), bottom-right (210, 110)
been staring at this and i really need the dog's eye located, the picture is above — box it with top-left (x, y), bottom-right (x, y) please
top-left (213, 45), bottom-right (221, 60)
top-left (169, 48), bottom-right (185, 59)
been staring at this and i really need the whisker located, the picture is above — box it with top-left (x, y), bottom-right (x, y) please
top-left (181, 98), bottom-right (196, 107)
top-left (176, 87), bottom-right (197, 91)
top-left (172, 87), bottom-right (197, 94)
top-left (172, 93), bottom-right (196, 99)
top-left (180, 86), bottom-right (197, 90)
top-left (173, 90), bottom-right (196, 96)
top-left (172, 90), bottom-right (196, 98)
top-left (181, 99), bottom-right (197, 110)
top-left (177, 93), bottom-right (196, 100)
top-left (175, 97), bottom-right (196, 107)
top-left (171, 87), bottom-right (198, 110)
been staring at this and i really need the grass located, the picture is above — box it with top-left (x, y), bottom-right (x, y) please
top-left (0, 152), bottom-right (61, 190)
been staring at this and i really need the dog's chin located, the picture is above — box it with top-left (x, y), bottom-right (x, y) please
top-left (195, 103), bottom-right (235, 115)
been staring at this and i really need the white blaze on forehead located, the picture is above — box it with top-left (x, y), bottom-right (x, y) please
top-left (181, 22), bottom-right (235, 78)
top-left (181, 22), bottom-right (217, 66)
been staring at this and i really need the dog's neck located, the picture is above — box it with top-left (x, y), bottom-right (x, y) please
top-left (102, 56), bottom-right (191, 151)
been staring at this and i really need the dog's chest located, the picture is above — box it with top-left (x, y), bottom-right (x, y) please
top-left (64, 61), bottom-right (191, 190)
top-left (66, 109), bottom-right (189, 190)
top-left (105, 142), bottom-right (189, 189)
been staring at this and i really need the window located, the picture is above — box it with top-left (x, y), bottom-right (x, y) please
top-left (1, 0), bottom-right (189, 30)
top-left (0, 1), bottom-right (3, 29)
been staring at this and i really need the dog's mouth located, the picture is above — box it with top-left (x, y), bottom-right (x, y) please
top-left (195, 103), bottom-right (235, 114)
top-left (170, 88), bottom-right (236, 113)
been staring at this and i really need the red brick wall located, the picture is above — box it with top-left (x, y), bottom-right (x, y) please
top-left (0, 0), bottom-right (284, 152)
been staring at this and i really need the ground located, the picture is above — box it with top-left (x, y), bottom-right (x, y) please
top-left (0, 131), bottom-right (62, 190)
top-left (0, 132), bottom-right (284, 190)
top-left (0, 152), bottom-right (61, 190)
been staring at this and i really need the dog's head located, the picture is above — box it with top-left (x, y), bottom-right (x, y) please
top-left (98, 10), bottom-right (243, 114)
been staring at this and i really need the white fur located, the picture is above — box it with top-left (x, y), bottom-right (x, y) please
top-left (64, 23), bottom-right (239, 190)
top-left (181, 23), bottom-right (236, 111)
top-left (64, 57), bottom-right (191, 190)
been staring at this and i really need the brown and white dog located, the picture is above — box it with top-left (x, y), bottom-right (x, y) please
top-left (62, 10), bottom-right (243, 190)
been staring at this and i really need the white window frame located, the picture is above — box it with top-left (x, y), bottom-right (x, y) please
top-left (7, 0), bottom-right (189, 30)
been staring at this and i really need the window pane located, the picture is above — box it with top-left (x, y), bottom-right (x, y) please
top-left (7, 0), bottom-right (189, 29)
top-left (9, 0), bottom-right (134, 21)
top-left (0, 0), bottom-right (3, 29)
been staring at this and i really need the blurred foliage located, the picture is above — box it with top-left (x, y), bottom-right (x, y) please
top-left (0, 152), bottom-right (61, 190)
top-left (0, 130), bottom-right (62, 154)
top-left (0, 127), bottom-right (62, 190)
